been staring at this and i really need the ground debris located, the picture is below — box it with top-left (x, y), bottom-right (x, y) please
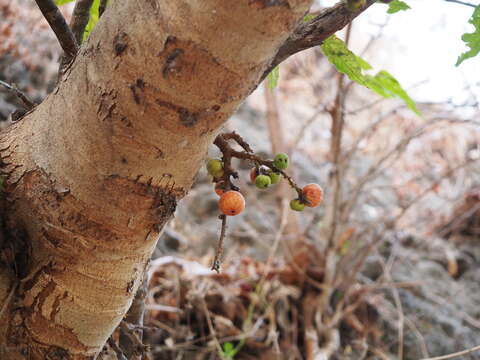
top-left (144, 246), bottom-right (381, 360)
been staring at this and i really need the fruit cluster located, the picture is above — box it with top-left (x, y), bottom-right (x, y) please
top-left (206, 153), bottom-right (323, 216)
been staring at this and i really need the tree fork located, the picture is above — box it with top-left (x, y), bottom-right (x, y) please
top-left (0, 0), bottom-right (312, 358)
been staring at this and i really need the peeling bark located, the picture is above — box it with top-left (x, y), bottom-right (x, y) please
top-left (0, 0), bottom-right (311, 358)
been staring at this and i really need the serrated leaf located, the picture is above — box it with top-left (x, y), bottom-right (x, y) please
top-left (54, 0), bottom-right (75, 5)
top-left (321, 35), bottom-right (420, 115)
top-left (366, 71), bottom-right (419, 114)
top-left (386, 0), bottom-right (410, 14)
top-left (456, 5), bottom-right (480, 66)
top-left (83, 0), bottom-right (101, 42)
top-left (267, 66), bottom-right (280, 90)
top-left (320, 36), bottom-right (370, 86)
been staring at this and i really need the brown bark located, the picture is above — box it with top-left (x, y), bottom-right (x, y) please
top-left (70, 0), bottom-right (94, 45)
top-left (263, 0), bottom-right (376, 80)
top-left (0, 0), bottom-right (311, 358)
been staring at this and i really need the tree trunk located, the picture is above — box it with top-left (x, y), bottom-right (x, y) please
top-left (0, 0), bottom-right (311, 358)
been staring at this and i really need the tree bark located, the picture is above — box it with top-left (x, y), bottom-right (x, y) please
top-left (0, 0), bottom-right (311, 358)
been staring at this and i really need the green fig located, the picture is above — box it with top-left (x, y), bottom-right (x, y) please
top-left (206, 158), bottom-right (224, 178)
top-left (255, 174), bottom-right (271, 189)
top-left (290, 199), bottom-right (305, 212)
top-left (268, 170), bottom-right (281, 185)
top-left (273, 153), bottom-right (289, 170)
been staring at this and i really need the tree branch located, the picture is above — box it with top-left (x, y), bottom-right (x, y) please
top-left (0, 80), bottom-right (35, 110)
top-left (70, 0), bottom-right (94, 45)
top-left (262, 0), bottom-right (376, 81)
top-left (420, 344), bottom-right (480, 360)
top-left (211, 214), bottom-right (227, 272)
top-left (99, 0), bottom-right (108, 17)
top-left (34, 0), bottom-right (78, 59)
top-left (213, 133), bottom-right (304, 198)
top-left (443, 0), bottom-right (477, 8)
top-left (58, 0), bottom-right (93, 76)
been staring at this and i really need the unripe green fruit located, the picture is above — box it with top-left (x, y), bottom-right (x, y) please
top-left (268, 171), bottom-right (281, 185)
top-left (273, 153), bottom-right (289, 170)
top-left (290, 199), bottom-right (305, 212)
top-left (206, 158), bottom-right (224, 178)
top-left (255, 174), bottom-right (271, 189)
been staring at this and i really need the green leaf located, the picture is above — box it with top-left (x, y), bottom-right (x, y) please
top-left (303, 13), bottom-right (316, 22)
top-left (321, 35), bottom-right (420, 115)
top-left (83, 0), bottom-right (101, 42)
top-left (221, 342), bottom-right (236, 359)
top-left (320, 36), bottom-right (371, 87)
top-left (386, 0), bottom-right (411, 14)
top-left (267, 66), bottom-right (280, 90)
top-left (366, 71), bottom-right (419, 114)
top-left (222, 342), bottom-right (234, 354)
top-left (456, 5), bottom-right (480, 66)
top-left (54, 0), bottom-right (75, 5)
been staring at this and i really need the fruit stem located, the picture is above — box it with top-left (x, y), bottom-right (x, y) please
top-left (211, 214), bottom-right (227, 272)
top-left (214, 132), bottom-right (303, 197)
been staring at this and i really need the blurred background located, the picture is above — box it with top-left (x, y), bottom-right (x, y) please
top-left (1, 1), bottom-right (480, 359)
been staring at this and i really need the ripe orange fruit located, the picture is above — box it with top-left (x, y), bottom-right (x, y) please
top-left (302, 183), bottom-right (323, 207)
top-left (219, 191), bottom-right (245, 216)
top-left (214, 181), bottom-right (227, 196)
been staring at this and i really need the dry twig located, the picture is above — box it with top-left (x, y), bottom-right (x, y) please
top-left (291, 104), bottom-right (328, 150)
top-left (211, 215), bottom-right (227, 272)
top-left (420, 344), bottom-right (480, 360)
top-left (0, 80), bottom-right (35, 110)
top-left (318, 22), bottom-right (352, 320)
top-left (380, 248), bottom-right (404, 360)
top-left (0, 283), bottom-right (17, 320)
top-left (341, 117), bottom-right (480, 224)
top-left (120, 273), bottom-right (148, 359)
top-left (107, 337), bottom-right (128, 360)
top-left (201, 298), bottom-right (225, 359)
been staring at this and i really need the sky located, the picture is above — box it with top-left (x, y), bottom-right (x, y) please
top-left (328, 0), bottom-right (480, 106)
